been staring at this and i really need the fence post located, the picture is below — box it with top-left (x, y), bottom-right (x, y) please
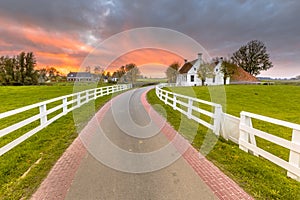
top-left (287, 129), bottom-right (300, 180)
top-left (86, 90), bottom-right (89, 102)
top-left (62, 97), bottom-right (68, 114)
top-left (155, 87), bottom-right (159, 98)
top-left (94, 89), bottom-right (97, 99)
top-left (39, 104), bottom-right (47, 125)
top-left (187, 98), bottom-right (193, 119)
top-left (164, 92), bottom-right (168, 104)
top-left (213, 104), bottom-right (222, 136)
top-left (246, 115), bottom-right (258, 156)
top-left (77, 93), bottom-right (81, 107)
top-left (173, 94), bottom-right (177, 110)
top-left (239, 113), bottom-right (249, 153)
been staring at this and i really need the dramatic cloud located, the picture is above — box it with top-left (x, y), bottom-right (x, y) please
top-left (0, 0), bottom-right (299, 77)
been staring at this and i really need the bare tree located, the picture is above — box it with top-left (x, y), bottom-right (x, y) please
top-left (165, 62), bottom-right (180, 83)
top-left (197, 62), bottom-right (214, 86)
top-left (221, 59), bottom-right (236, 85)
top-left (125, 63), bottom-right (140, 84)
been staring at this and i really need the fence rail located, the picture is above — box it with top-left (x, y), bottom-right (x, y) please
top-left (156, 84), bottom-right (300, 181)
top-left (156, 84), bottom-right (222, 135)
top-left (0, 84), bottom-right (131, 156)
top-left (239, 111), bottom-right (300, 181)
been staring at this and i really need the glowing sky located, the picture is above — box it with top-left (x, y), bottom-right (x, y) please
top-left (0, 0), bottom-right (299, 78)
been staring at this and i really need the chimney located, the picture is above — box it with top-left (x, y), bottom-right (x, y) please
top-left (198, 53), bottom-right (202, 63)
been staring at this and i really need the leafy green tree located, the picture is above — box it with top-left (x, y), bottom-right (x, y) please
top-left (165, 62), bottom-right (180, 83)
top-left (25, 52), bottom-right (38, 84)
top-left (18, 52), bottom-right (26, 83)
top-left (0, 52), bottom-right (38, 85)
top-left (231, 40), bottom-right (273, 76)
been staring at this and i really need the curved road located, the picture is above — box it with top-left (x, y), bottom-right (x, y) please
top-left (65, 87), bottom-right (216, 200)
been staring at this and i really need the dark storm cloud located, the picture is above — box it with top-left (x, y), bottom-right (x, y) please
top-left (104, 0), bottom-right (300, 77)
top-left (101, 0), bottom-right (300, 53)
top-left (0, 0), bottom-right (299, 77)
top-left (0, 0), bottom-right (106, 31)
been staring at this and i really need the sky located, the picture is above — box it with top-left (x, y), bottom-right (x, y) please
top-left (0, 0), bottom-right (299, 78)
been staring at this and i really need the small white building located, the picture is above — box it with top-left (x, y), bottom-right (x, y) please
top-left (176, 53), bottom-right (229, 86)
top-left (67, 72), bottom-right (99, 82)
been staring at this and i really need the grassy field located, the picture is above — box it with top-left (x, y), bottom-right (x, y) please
top-left (147, 85), bottom-right (300, 200)
top-left (0, 83), bottom-right (123, 199)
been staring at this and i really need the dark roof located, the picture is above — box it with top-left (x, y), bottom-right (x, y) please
top-left (231, 67), bottom-right (258, 82)
top-left (67, 72), bottom-right (92, 78)
top-left (179, 59), bottom-right (197, 74)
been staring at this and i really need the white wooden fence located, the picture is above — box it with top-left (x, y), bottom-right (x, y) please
top-left (0, 84), bottom-right (131, 156)
top-left (239, 111), bottom-right (300, 181)
top-left (156, 84), bottom-right (222, 136)
top-left (156, 84), bottom-right (300, 181)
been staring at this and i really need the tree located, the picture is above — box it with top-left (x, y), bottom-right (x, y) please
top-left (221, 59), bottom-right (236, 85)
top-left (38, 68), bottom-right (48, 83)
top-left (106, 71), bottom-right (112, 78)
top-left (93, 66), bottom-right (103, 74)
top-left (112, 66), bottom-right (126, 79)
top-left (197, 62), bottom-right (214, 86)
top-left (85, 66), bottom-right (91, 73)
top-left (47, 67), bottom-right (57, 81)
top-left (0, 52), bottom-right (38, 85)
top-left (18, 52), bottom-right (26, 83)
top-left (165, 62), bottom-right (180, 83)
top-left (25, 52), bottom-right (38, 84)
top-left (231, 40), bottom-right (273, 76)
top-left (125, 63), bottom-right (140, 84)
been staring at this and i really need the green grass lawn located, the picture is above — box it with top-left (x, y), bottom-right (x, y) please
top-left (147, 85), bottom-right (300, 200)
top-left (0, 83), bottom-right (124, 200)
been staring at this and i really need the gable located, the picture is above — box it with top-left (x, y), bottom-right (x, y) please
top-left (178, 59), bottom-right (197, 74)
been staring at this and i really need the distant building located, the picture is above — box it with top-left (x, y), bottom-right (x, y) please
top-left (176, 53), bottom-right (229, 86)
top-left (111, 77), bottom-right (118, 82)
top-left (67, 72), bottom-right (99, 82)
top-left (257, 77), bottom-right (272, 81)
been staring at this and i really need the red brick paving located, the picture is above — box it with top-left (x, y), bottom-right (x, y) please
top-left (31, 99), bottom-right (114, 200)
top-left (31, 137), bottom-right (86, 200)
top-left (32, 88), bottom-right (253, 200)
top-left (141, 89), bottom-right (253, 200)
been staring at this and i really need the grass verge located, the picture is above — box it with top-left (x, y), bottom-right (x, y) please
top-left (0, 85), bottom-right (125, 200)
top-left (147, 85), bottom-right (300, 200)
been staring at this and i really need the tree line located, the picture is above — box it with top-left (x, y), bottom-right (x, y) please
top-left (0, 51), bottom-right (142, 86)
top-left (0, 52), bottom-right (38, 85)
top-left (0, 52), bottom-right (64, 85)
top-left (111, 63), bottom-right (141, 83)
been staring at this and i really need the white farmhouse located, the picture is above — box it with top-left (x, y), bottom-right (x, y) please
top-left (176, 53), bottom-right (229, 86)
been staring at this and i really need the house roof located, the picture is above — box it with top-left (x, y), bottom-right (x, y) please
top-left (67, 72), bottom-right (92, 78)
top-left (179, 59), bottom-right (197, 74)
top-left (231, 67), bottom-right (258, 82)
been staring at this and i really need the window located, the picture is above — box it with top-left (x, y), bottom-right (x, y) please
top-left (213, 76), bottom-right (215, 83)
top-left (194, 68), bottom-right (196, 71)
top-left (191, 75), bottom-right (194, 82)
